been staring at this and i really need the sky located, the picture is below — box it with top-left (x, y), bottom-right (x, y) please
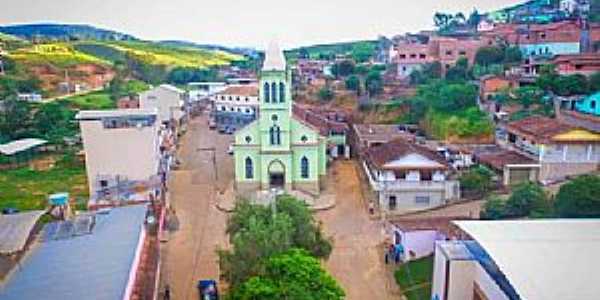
top-left (0, 0), bottom-right (523, 49)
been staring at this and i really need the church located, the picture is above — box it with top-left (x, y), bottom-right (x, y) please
top-left (233, 42), bottom-right (327, 197)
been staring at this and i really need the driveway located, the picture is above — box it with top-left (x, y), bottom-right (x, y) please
top-left (317, 161), bottom-right (400, 300)
top-left (159, 114), bottom-right (233, 300)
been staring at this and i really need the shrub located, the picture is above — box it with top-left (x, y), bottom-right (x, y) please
top-left (555, 175), bottom-right (600, 218)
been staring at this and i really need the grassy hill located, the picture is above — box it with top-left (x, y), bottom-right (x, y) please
top-left (0, 23), bottom-right (136, 41)
top-left (8, 43), bottom-right (109, 68)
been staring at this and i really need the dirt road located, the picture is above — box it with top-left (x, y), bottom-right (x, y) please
top-left (159, 114), bottom-right (233, 300)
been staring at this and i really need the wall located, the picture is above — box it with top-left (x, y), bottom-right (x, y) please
top-left (139, 87), bottom-right (184, 123)
top-left (519, 42), bottom-right (580, 56)
top-left (79, 119), bottom-right (160, 197)
top-left (473, 263), bottom-right (510, 300)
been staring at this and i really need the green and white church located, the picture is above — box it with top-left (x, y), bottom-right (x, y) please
top-left (233, 42), bottom-right (327, 197)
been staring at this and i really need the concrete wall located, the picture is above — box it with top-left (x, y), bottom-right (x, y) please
top-left (79, 119), bottom-right (160, 197)
top-left (139, 86), bottom-right (184, 123)
top-left (519, 42), bottom-right (580, 56)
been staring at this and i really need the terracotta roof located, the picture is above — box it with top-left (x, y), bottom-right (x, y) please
top-left (473, 146), bottom-right (537, 170)
top-left (292, 104), bottom-right (349, 136)
top-left (216, 85), bottom-right (259, 97)
top-left (506, 116), bottom-right (574, 143)
top-left (553, 53), bottom-right (600, 65)
top-left (365, 138), bottom-right (448, 170)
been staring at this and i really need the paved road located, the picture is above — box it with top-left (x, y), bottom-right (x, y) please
top-left (159, 114), bottom-right (233, 300)
top-left (317, 161), bottom-right (400, 300)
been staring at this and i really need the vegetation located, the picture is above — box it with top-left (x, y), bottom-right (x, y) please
top-left (8, 43), bottom-right (109, 68)
top-left (318, 87), bottom-right (335, 101)
top-left (555, 175), bottom-right (600, 218)
top-left (481, 182), bottom-right (551, 219)
top-left (287, 40), bottom-right (376, 61)
top-left (219, 196), bottom-right (334, 291)
top-left (229, 249), bottom-right (344, 300)
top-left (459, 165), bottom-right (495, 197)
top-left (59, 90), bottom-right (116, 110)
top-left (394, 256), bottom-right (434, 300)
top-left (345, 75), bottom-right (361, 95)
top-left (0, 151), bottom-right (88, 211)
top-left (331, 60), bottom-right (355, 78)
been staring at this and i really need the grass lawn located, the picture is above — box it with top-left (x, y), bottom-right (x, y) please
top-left (58, 90), bottom-right (116, 110)
top-left (0, 153), bottom-right (88, 211)
top-left (394, 256), bottom-right (434, 300)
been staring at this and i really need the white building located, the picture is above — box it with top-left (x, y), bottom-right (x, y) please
top-left (432, 220), bottom-right (600, 300)
top-left (139, 84), bottom-right (186, 124)
top-left (363, 139), bottom-right (460, 213)
top-left (17, 93), bottom-right (43, 103)
top-left (187, 82), bottom-right (227, 102)
top-left (212, 84), bottom-right (259, 129)
top-left (76, 109), bottom-right (162, 199)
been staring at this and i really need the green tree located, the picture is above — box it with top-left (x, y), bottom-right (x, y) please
top-left (220, 197), bottom-right (333, 286)
top-left (535, 64), bottom-right (559, 92)
top-left (503, 46), bottom-right (523, 64)
top-left (33, 102), bottom-right (76, 143)
top-left (231, 249), bottom-right (345, 300)
top-left (459, 165), bottom-right (495, 197)
top-left (0, 97), bottom-right (32, 142)
top-left (445, 57), bottom-right (471, 82)
top-left (554, 74), bottom-right (589, 96)
top-left (555, 175), bottom-right (600, 218)
top-left (505, 182), bottom-right (550, 218)
top-left (365, 70), bottom-right (383, 96)
top-left (589, 72), bottom-right (600, 92)
top-left (475, 46), bottom-right (505, 66)
top-left (351, 43), bottom-right (375, 63)
top-left (318, 87), bottom-right (335, 101)
top-left (480, 196), bottom-right (507, 220)
top-left (514, 86), bottom-right (544, 109)
top-left (345, 75), bottom-right (361, 94)
top-left (331, 60), bottom-right (355, 78)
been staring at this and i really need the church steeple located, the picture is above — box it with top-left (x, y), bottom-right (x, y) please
top-left (262, 41), bottom-right (286, 71)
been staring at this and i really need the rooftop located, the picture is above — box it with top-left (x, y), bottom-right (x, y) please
top-left (216, 84), bottom-right (259, 97)
top-left (0, 138), bottom-right (47, 156)
top-left (75, 108), bottom-right (158, 120)
top-left (473, 146), bottom-right (537, 170)
top-left (454, 219), bottom-right (600, 300)
top-left (0, 205), bottom-right (147, 300)
top-left (292, 104), bottom-right (349, 136)
top-left (506, 116), bottom-right (574, 143)
top-left (0, 211), bottom-right (45, 255)
top-left (365, 138), bottom-right (448, 170)
top-left (353, 124), bottom-right (416, 140)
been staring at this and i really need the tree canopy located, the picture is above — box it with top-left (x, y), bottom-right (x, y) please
top-left (230, 249), bottom-right (345, 300)
top-left (555, 175), bottom-right (600, 218)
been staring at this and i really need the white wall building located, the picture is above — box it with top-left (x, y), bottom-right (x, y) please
top-left (76, 109), bottom-right (161, 199)
top-left (212, 84), bottom-right (259, 128)
top-left (139, 84), bottom-right (186, 124)
top-left (187, 82), bottom-right (227, 102)
top-left (432, 220), bottom-right (600, 300)
top-left (363, 139), bottom-right (460, 213)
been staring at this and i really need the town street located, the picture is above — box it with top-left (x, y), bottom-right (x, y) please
top-left (159, 113), bottom-right (233, 300)
top-left (317, 161), bottom-right (400, 300)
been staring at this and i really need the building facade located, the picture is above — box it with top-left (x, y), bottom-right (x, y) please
top-left (575, 92), bottom-right (600, 116)
top-left (233, 42), bottom-right (327, 197)
top-left (139, 84), bottom-right (186, 125)
top-left (76, 109), bottom-right (162, 199)
top-left (363, 139), bottom-right (460, 213)
top-left (212, 85), bottom-right (259, 129)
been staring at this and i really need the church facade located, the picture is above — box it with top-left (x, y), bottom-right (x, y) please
top-left (233, 43), bottom-right (327, 197)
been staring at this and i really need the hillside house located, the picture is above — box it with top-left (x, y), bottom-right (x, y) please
top-left (292, 104), bottom-right (350, 159)
top-left (363, 139), bottom-right (460, 213)
top-left (505, 116), bottom-right (600, 183)
top-left (575, 92), bottom-right (600, 116)
top-left (552, 53), bottom-right (600, 76)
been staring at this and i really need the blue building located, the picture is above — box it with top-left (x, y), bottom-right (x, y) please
top-left (575, 92), bottom-right (600, 116)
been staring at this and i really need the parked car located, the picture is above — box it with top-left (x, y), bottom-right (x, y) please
top-left (208, 120), bottom-right (217, 130)
top-left (227, 144), bottom-right (234, 155)
top-left (2, 208), bottom-right (19, 215)
top-left (225, 126), bottom-right (235, 135)
top-left (197, 280), bottom-right (219, 300)
top-left (217, 125), bottom-right (227, 134)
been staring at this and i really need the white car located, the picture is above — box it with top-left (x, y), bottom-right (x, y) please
top-left (227, 144), bottom-right (234, 155)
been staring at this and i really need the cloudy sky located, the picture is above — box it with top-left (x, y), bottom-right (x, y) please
top-left (0, 0), bottom-right (522, 49)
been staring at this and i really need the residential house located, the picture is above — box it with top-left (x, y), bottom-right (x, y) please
top-left (212, 84), bottom-right (259, 129)
top-left (552, 53), bottom-right (600, 76)
top-left (479, 75), bottom-right (519, 105)
top-left (292, 104), bottom-right (350, 159)
top-left (295, 59), bottom-right (329, 84)
top-left (473, 145), bottom-right (540, 186)
top-left (505, 116), bottom-right (600, 183)
top-left (351, 124), bottom-right (416, 157)
top-left (187, 82), bottom-right (227, 102)
top-left (363, 139), bottom-right (460, 213)
top-left (76, 109), bottom-right (164, 201)
top-left (139, 84), bottom-right (186, 125)
top-left (117, 95), bottom-right (140, 109)
top-left (575, 91), bottom-right (600, 116)
top-left (432, 220), bottom-right (600, 300)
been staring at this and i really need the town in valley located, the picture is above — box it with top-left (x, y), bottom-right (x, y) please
top-left (1, 0), bottom-right (600, 299)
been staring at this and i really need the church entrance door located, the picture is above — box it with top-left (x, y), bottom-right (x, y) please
top-left (267, 160), bottom-right (286, 189)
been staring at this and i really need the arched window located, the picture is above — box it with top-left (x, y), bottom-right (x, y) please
top-left (263, 82), bottom-right (270, 103)
top-left (270, 125), bottom-right (281, 145)
top-left (279, 82), bottom-right (285, 103)
top-left (301, 156), bottom-right (309, 178)
top-left (271, 82), bottom-right (278, 103)
top-left (245, 157), bottom-right (253, 179)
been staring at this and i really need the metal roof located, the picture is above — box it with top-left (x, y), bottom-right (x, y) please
top-left (0, 211), bottom-right (45, 254)
top-left (0, 205), bottom-right (147, 300)
top-left (0, 138), bottom-right (47, 156)
top-left (75, 108), bottom-right (158, 120)
top-left (453, 220), bottom-right (600, 300)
